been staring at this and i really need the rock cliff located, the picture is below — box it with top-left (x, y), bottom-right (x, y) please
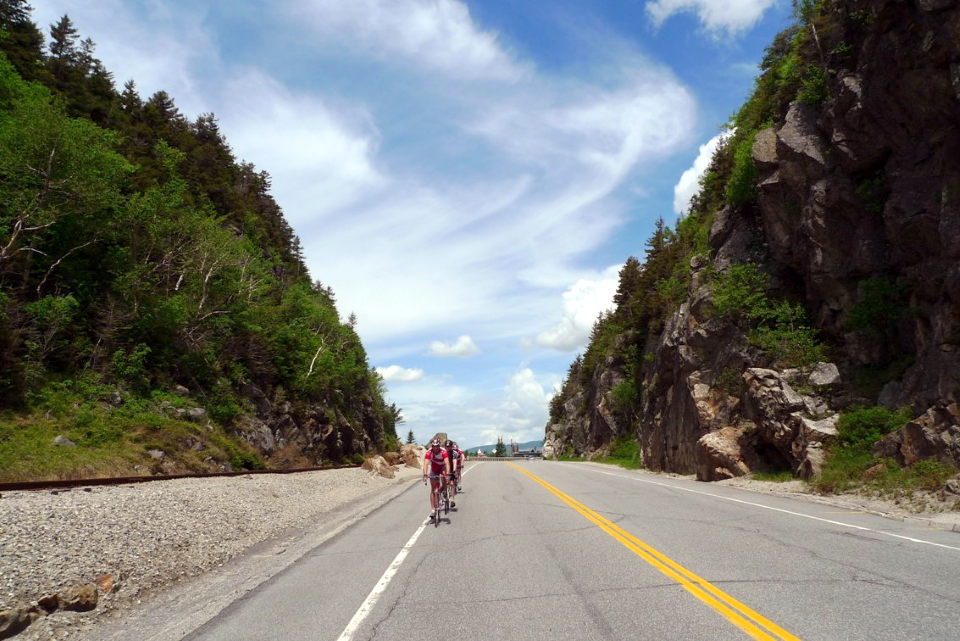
top-left (546, 0), bottom-right (960, 481)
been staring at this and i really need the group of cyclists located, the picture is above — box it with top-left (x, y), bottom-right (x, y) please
top-left (422, 438), bottom-right (465, 521)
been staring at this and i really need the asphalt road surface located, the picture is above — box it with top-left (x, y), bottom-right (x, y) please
top-left (131, 461), bottom-right (960, 640)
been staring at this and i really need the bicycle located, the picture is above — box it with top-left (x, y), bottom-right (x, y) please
top-left (425, 473), bottom-right (444, 527)
top-left (442, 478), bottom-right (451, 515)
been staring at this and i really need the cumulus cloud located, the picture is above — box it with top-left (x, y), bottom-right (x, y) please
top-left (288, 0), bottom-right (524, 81)
top-left (535, 265), bottom-right (621, 351)
top-left (499, 368), bottom-right (551, 431)
top-left (646, 0), bottom-right (781, 36)
top-left (673, 129), bottom-right (733, 216)
top-left (375, 365), bottom-right (424, 382)
top-left (429, 335), bottom-right (481, 358)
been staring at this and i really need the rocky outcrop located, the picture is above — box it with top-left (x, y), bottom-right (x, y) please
top-left (874, 403), bottom-right (960, 467)
top-left (231, 382), bottom-right (391, 467)
top-left (546, 0), bottom-right (960, 482)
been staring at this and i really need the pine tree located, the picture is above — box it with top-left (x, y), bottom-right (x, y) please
top-left (406, 429), bottom-right (415, 444)
top-left (0, 0), bottom-right (45, 81)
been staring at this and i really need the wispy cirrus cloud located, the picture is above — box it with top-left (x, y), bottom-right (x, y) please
top-left (286, 0), bottom-right (526, 81)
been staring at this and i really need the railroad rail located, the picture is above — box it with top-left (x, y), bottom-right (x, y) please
top-left (0, 464), bottom-right (361, 493)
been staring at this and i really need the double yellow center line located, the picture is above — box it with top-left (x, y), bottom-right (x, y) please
top-left (508, 464), bottom-right (799, 641)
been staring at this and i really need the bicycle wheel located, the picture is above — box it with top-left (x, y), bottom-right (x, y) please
top-left (433, 484), bottom-right (440, 527)
top-left (443, 484), bottom-right (450, 515)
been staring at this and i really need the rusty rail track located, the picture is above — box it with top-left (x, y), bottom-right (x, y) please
top-left (0, 464), bottom-right (362, 493)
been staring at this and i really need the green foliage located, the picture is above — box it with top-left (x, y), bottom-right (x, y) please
top-left (206, 380), bottom-right (241, 424)
top-left (711, 263), bottom-right (770, 324)
top-left (750, 301), bottom-right (827, 369)
top-left (610, 380), bottom-right (639, 415)
top-left (0, 23), bottom-right (399, 478)
top-left (797, 64), bottom-right (828, 105)
top-left (601, 435), bottom-right (643, 469)
top-left (712, 264), bottom-right (826, 369)
top-left (111, 343), bottom-right (151, 393)
top-left (724, 130), bottom-right (759, 205)
top-left (836, 406), bottom-right (912, 453)
top-left (406, 429), bottom-right (416, 445)
top-left (228, 448), bottom-right (265, 471)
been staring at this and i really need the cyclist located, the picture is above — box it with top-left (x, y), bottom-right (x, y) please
top-left (444, 440), bottom-right (460, 507)
top-left (422, 438), bottom-right (451, 520)
top-left (451, 441), bottom-right (464, 491)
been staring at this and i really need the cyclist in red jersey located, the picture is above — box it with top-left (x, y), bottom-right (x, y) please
top-left (422, 438), bottom-right (451, 519)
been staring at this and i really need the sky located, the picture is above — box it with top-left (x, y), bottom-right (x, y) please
top-left (33, 0), bottom-right (794, 451)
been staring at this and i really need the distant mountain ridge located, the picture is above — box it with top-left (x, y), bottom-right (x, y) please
top-left (465, 439), bottom-right (543, 454)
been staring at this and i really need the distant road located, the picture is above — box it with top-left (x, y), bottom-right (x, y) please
top-left (171, 462), bottom-right (960, 640)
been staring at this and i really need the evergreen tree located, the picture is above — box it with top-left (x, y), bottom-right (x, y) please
top-left (406, 429), bottom-right (415, 444)
top-left (0, 0), bottom-right (45, 82)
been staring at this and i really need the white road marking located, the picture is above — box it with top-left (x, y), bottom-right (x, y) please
top-left (583, 467), bottom-right (960, 552)
top-left (337, 465), bottom-right (475, 640)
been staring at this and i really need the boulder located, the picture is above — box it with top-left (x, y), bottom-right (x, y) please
top-left (361, 455), bottom-right (396, 479)
top-left (808, 362), bottom-right (841, 387)
top-left (874, 403), bottom-right (960, 467)
top-left (383, 452), bottom-right (401, 466)
top-left (399, 444), bottom-right (423, 468)
top-left (697, 426), bottom-right (750, 481)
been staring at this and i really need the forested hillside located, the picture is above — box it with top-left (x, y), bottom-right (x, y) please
top-left (0, 3), bottom-right (400, 479)
top-left (546, 0), bottom-right (960, 494)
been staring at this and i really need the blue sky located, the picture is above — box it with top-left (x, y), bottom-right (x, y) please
top-left (33, 0), bottom-right (793, 450)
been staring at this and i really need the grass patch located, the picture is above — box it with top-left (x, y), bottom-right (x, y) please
top-left (597, 436), bottom-right (643, 470)
top-left (751, 470), bottom-right (796, 482)
top-left (0, 383), bottom-right (264, 481)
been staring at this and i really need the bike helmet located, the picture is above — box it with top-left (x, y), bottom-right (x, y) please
top-left (431, 438), bottom-right (442, 448)
top-left (444, 439), bottom-right (453, 448)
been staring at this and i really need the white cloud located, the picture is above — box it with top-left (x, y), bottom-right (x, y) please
top-left (673, 129), bottom-right (732, 216)
top-left (646, 0), bottom-right (781, 36)
top-left (499, 368), bottom-right (551, 431)
top-left (535, 265), bottom-right (621, 352)
top-left (376, 365), bottom-right (424, 382)
top-left (218, 70), bottom-right (384, 222)
top-left (289, 0), bottom-right (525, 81)
top-left (429, 335), bottom-right (480, 358)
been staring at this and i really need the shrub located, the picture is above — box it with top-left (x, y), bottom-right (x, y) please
top-left (603, 436), bottom-right (642, 469)
top-left (724, 130), bottom-right (759, 205)
top-left (836, 406), bottom-right (912, 453)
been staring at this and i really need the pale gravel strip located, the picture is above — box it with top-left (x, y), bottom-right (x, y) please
top-left (0, 466), bottom-right (422, 638)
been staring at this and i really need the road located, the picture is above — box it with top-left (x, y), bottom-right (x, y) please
top-left (140, 461), bottom-right (960, 640)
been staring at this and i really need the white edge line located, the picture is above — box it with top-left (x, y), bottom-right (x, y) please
top-left (337, 517), bottom-right (428, 640)
top-left (584, 467), bottom-right (960, 552)
top-left (337, 465), bottom-right (476, 640)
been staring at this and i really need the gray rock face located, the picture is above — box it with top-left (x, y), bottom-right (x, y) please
top-left (544, 0), bottom-right (960, 479)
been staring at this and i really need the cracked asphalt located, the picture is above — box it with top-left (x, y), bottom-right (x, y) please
top-left (109, 461), bottom-right (960, 640)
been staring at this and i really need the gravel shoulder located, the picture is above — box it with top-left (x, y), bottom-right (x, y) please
top-left (1, 465), bottom-right (424, 640)
top-left (713, 475), bottom-right (960, 529)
